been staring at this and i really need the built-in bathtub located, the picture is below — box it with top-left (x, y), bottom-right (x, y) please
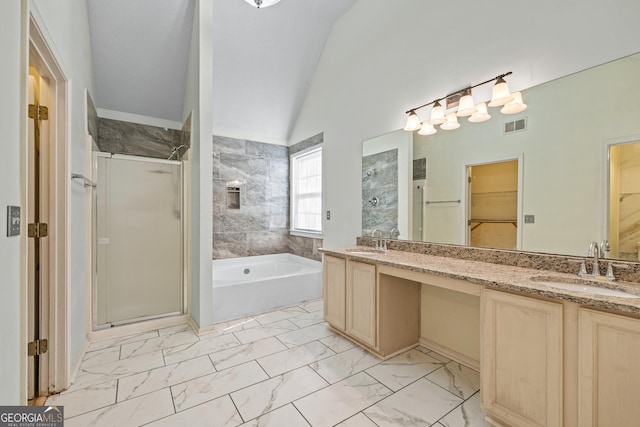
top-left (212, 253), bottom-right (322, 322)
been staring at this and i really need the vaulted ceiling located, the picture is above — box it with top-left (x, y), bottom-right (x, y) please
top-left (87, 0), bottom-right (357, 142)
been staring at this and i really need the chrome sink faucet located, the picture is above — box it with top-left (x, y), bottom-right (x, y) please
top-left (371, 229), bottom-right (386, 251)
top-left (588, 241), bottom-right (600, 277)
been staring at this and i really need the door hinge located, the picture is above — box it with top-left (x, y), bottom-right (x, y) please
top-left (28, 104), bottom-right (49, 121)
top-left (27, 339), bottom-right (48, 357)
top-left (28, 223), bottom-right (48, 238)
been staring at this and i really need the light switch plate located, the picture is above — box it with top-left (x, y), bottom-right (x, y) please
top-left (7, 206), bottom-right (20, 236)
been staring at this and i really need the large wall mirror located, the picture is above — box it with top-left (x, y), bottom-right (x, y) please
top-left (362, 52), bottom-right (640, 261)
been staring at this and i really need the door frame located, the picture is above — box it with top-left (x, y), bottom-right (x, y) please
top-left (601, 134), bottom-right (640, 257)
top-left (461, 154), bottom-right (524, 249)
top-left (22, 5), bottom-right (70, 400)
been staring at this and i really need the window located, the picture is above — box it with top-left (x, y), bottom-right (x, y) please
top-left (290, 146), bottom-right (322, 236)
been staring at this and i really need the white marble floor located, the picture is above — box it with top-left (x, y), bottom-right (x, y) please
top-left (47, 300), bottom-right (491, 426)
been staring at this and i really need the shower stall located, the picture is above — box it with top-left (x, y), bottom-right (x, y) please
top-left (93, 153), bottom-right (185, 329)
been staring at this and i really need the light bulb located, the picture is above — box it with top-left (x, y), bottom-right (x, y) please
top-left (468, 103), bottom-right (491, 123)
top-left (418, 122), bottom-right (437, 136)
top-left (488, 77), bottom-right (514, 107)
top-left (456, 92), bottom-right (477, 117)
top-left (403, 111), bottom-right (421, 131)
top-left (427, 101), bottom-right (446, 125)
top-left (440, 113), bottom-right (460, 130)
top-left (500, 91), bottom-right (528, 114)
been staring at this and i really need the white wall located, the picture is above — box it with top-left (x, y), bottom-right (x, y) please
top-left (0, 0), bottom-right (25, 405)
top-left (183, 0), bottom-right (214, 328)
top-left (0, 0), bottom-right (96, 403)
top-left (289, 0), bottom-right (640, 249)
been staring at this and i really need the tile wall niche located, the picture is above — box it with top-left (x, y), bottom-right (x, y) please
top-left (96, 118), bottom-right (183, 159)
top-left (362, 149), bottom-right (398, 238)
top-left (212, 133), bottom-right (324, 261)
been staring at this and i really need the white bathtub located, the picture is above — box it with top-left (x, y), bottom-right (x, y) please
top-left (212, 253), bottom-right (322, 322)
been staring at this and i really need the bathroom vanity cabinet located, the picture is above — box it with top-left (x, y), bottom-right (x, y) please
top-left (481, 289), bottom-right (563, 427)
top-left (323, 255), bottom-right (346, 330)
top-left (322, 247), bottom-right (640, 427)
top-left (323, 255), bottom-right (420, 357)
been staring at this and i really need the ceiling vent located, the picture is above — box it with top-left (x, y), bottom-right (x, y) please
top-left (504, 117), bottom-right (527, 134)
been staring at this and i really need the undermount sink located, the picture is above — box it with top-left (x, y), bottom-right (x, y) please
top-left (345, 248), bottom-right (385, 255)
top-left (530, 276), bottom-right (640, 298)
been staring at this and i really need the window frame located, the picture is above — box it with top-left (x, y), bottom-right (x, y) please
top-left (290, 145), bottom-right (323, 238)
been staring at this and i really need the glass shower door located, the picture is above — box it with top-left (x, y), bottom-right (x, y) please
top-left (95, 154), bottom-right (183, 327)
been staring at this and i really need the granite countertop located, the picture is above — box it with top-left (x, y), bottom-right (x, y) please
top-left (321, 246), bottom-right (640, 316)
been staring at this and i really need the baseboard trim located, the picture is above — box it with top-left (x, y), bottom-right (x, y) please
top-left (419, 337), bottom-right (480, 371)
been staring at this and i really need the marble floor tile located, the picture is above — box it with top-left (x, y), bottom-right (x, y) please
top-left (146, 395), bottom-right (242, 427)
top-left (234, 319), bottom-right (299, 344)
top-left (120, 331), bottom-right (199, 359)
top-left (163, 333), bottom-right (241, 365)
top-left (209, 337), bottom-right (288, 371)
top-left (416, 346), bottom-right (452, 363)
top-left (439, 392), bottom-right (492, 427)
top-left (117, 356), bottom-right (214, 401)
top-left (171, 361), bottom-right (269, 412)
top-left (276, 322), bottom-right (335, 348)
top-left (239, 404), bottom-right (310, 427)
top-left (198, 318), bottom-right (261, 339)
top-left (336, 413), bottom-right (378, 427)
top-left (364, 378), bottom-right (462, 427)
top-left (319, 335), bottom-right (356, 353)
top-left (294, 372), bottom-right (392, 427)
top-left (157, 324), bottom-right (193, 336)
top-left (288, 310), bottom-right (325, 329)
top-left (64, 388), bottom-right (174, 427)
top-left (310, 346), bottom-right (381, 384)
top-left (426, 361), bottom-right (481, 400)
top-left (231, 366), bottom-right (328, 421)
top-left (254, 306), bottom-right (306, 326)
top-left (257, 341), bottom-right (335, 377)
top-left (71, 351), bottom-right (165, 390)
top-left (45, 380), bottom-right (117, 419)
top-left (300, 300), bottom-right (323, 313)
top-left (86, 330), bottom-right (159, 352)
top-left (366, 348), bottom-right (447, 391)
top-left (80, 347), bottom-right (121, 369)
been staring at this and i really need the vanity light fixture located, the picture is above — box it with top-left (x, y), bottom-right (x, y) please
top-left (242, 0), bottom-right (281, 8)
top-left (403, 71), bottom-right (525, 135)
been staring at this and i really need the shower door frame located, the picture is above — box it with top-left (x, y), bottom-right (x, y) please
top-left (92, 153), bottom-right (187, 331)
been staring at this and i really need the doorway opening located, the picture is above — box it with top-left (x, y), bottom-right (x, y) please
top-left (467, 160), bottom-right (519, 249)
top-left (26, 13), bottom-right (69, 402)
top-left (609, 140), bottom-right (640, 261)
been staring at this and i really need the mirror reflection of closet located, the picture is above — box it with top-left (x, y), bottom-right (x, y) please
top-left (609, 141), bottom-right (640, 261)
top-left (468, 159), bottom-right (518, 249)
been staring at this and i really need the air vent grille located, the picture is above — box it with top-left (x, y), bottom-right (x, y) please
top-left (504, 117), bottom-right (527, 134)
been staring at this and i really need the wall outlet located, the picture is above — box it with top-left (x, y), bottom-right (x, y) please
top-left (326, 210), bottom-right (331, 220)
top-left (7, 206), bottom-right (20, 236)
top-left (524, 214), bottom-right (535, 224)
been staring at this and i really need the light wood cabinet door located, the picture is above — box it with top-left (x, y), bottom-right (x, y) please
top-left (346, 261), bottom-right (377, 348)
top-left (578, 308), bottom-right (640, 427)
top-left (323, 255), bottom-right (346, 330)
top-left (481, 289), bottom-right (563, 427)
